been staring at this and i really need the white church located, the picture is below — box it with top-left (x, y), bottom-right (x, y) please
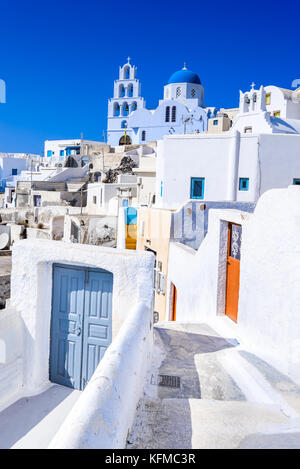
top-left (155, 82), bottom-right (300, 209)
top-left (107, 58), bottom-right (217, 146)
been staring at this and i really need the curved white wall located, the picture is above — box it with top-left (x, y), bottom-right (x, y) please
top-left (48, 302), bottom-right (153, 449)
top-left (10, 239), bottom-right (155, 397)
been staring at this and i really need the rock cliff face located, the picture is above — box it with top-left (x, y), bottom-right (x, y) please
top-left (102, 156), bottom-right (137, 183)
top-left (0, 274), bottom-right (10, 309)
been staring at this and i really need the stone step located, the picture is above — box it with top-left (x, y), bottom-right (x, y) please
top-left (130, 397), bottom-right (296, 449)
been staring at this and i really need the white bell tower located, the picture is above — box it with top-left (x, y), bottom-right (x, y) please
top-left (107, 58), bottom-right (146, 146)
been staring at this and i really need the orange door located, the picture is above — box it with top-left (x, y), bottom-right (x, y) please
top-left (171, 284), bottom-right (177, 321)
top-left (225, 223), bottom-right (242, 323)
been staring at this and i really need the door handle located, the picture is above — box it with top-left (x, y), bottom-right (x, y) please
top-left (74, 327), bottom-right (81, 336)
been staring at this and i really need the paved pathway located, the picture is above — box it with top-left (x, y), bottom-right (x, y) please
top-left (127, 322), bottom-right (300, 449)
top-left (0, 384), bottom-right (81, 449)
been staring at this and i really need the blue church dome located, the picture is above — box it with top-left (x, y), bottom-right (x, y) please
top-left (168, 67), bottom-right (201, 85)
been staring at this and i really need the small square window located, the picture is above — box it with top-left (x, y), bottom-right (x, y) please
top-left (293, 179), bottom-right (300, 185)
top-left (213, 119), bottom-right (218, 125)
top-left (239, 178), bottom-right (249, 191)
top-left (11, 168), bottom-right (18, 175)
top-left (273, 111), bottom-right (281, 117)
top-left (244, 127), bottom-right (252, 133)
top-left (191, 177), bottom-right (205, 199)
top-left (60, 150), bottom-right (64, 156)
top-left (47, 150), bottom-right (52, 157)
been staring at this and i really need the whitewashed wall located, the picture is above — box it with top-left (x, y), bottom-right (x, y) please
top-left (48, 302), bottom-right (153, 449)
top-left (167, 208), bottom-right (248, 323)
top-left (156, 131), bottom-right (300, 209)
top-left (237, 185), bottom-right (300, 382)
top-left (0, 307), bottom-right (23, 411)
top-left (167, 186), bottom-right (300, 384)
top-left (9, 239), bottom-right (154, 398)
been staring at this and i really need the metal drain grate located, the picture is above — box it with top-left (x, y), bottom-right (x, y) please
top-left (151, 374), bottom-right (181, 388)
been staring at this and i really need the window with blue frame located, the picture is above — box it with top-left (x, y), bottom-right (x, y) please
top-left (47, 150), bottom-right (52, 157)
top-left (293, 178), bottom-right (300, 185)
top-left (239, 178), bottom-right (249, 191)
top-left (191, 177), bottom-right (205, 199)
top-left (11, 168), bottom-right (18, 175)
top-left (60, 150), bottom-right (64, 156)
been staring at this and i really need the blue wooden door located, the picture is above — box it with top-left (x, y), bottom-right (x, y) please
top-left (50, 264), bottom-right (113, 390)
top-left (50, 265), bottom-right (85, 389)
top-left (81, 270), bottom-right (113, 387)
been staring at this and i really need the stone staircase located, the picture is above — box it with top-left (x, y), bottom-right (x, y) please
top-left (127, 322), bottom-right (300, 449)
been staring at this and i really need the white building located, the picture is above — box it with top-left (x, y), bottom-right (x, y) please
top-left (86, 175), bottom-right (138, 216)
top-left (44, 139), bottom-right (107, 167)
top-left (166, 185), bottom-right (300, 385)
top-left (156, 84), bottom-right (300, 209)
top-left (107, 58), bottom-right (217, 146)
top-left (0, 238), bottom-right (154, 444)
top-left (0, 155), bottom-right (30, 191)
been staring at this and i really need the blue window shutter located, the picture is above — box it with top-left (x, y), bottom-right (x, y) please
top-left (239, 178), bottom-right (249, 191)
top-left (191, 177), bottom-right (205, 199)
top-left (47, 150), bottom-right (52, 157)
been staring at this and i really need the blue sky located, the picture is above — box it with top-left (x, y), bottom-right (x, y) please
top-left (0, 0), bottom-right (299, 154)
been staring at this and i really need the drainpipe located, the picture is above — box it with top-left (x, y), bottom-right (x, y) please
top-left (226, 130), bottom-right (240, 201)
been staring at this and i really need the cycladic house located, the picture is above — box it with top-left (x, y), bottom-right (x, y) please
top-left (156, 84), bottom-right (300, 209)
top-left (0, 240), bottom-right (154, 410)
top-left (166, 185), bottom-right (300, 384)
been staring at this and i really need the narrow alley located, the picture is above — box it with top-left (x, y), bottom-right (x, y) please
top-left (127, 322), bottom-right (300, 449)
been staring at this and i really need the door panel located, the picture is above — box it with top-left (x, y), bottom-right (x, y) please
top-left (225, 223), bottom-right (242, 323)
top-left (50, 265), bottom-right (113, 390)
top-left (81, 270), bottom-right (113, 386)
top-left (50, 266), bottom-right (85, 389)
